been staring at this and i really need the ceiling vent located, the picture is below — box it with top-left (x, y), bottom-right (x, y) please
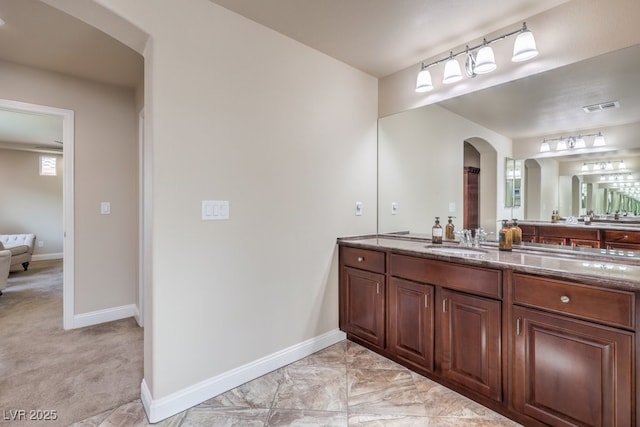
top-left (583, 101), bottom-right (620, 113)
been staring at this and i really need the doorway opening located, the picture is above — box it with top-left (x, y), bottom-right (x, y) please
top-left (0, 99), bottom-right (75, 328)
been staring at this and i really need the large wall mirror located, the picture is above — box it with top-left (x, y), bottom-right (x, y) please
top-left (378, 44), bottom-right (640, 235)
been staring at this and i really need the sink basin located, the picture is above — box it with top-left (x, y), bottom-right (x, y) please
top-left (425, 246), bottom-right (486, 256)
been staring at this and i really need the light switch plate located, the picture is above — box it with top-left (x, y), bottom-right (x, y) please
top-left (101, 202), bottom-right (111, 215)
top-left (355, 201), bottom-right (363, 216)
top-left (449, 202), bottom-right (456, 213)
top-left (391, 202), bottom-right (398, 215)
top-left (202, 200), bottom-right (229, 220)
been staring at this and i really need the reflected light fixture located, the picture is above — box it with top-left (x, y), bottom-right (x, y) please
top-left (573, 136), bottom-right (586, 149)
top-left (415, 22), bottom-right (538, 92)
top-left (415, 68), bottom-right (433, 92)
top-left (539, 140), bottom-right (550, 153)
top-left (539, 132), bottom-right (606, 152)
top-left (474, 40), bottom-right (497, 74)
top-left (581, 163), bottom-right (589, 172)
top-left (443, 53), bottom-right (463, 84)
top-left (512, 23), bottom-right (538, 62)
top-left (593, 132), bottom-right (606, 147)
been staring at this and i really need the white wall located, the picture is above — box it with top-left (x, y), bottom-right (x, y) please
top-left (0, 149), bottom-right (63, 257)
top-left (77, 0), bottom-right (378, 416)
top-left (0, 59), bottom-right (139, 314)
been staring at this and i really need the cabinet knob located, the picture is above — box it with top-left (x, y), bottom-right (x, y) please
top-left (560, 295), bottom-right (570, 304)
top-left (357, 256), bottom-right (364, 262)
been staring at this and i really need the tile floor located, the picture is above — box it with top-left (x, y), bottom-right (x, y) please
top-left (72, 340), bottom-right (522, 426)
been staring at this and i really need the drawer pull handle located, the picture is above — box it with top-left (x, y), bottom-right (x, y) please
top-left (442, 298), bottom-right (447, 313)
top-left (560, 295), bottom-right (570, 304)
top-left (357, 256), bottom-right (364, 262)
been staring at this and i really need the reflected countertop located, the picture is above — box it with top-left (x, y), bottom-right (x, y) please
top-left (518, 219), bottom-right (640, 232)
top-left (337, 235), bottom-right (640, 291)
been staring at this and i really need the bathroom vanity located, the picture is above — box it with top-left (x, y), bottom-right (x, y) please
top-left (338, 235), bottom-right (640, 426)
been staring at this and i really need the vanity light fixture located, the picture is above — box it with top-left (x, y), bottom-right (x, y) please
top-left (539, 132), bottom-right (606, 152)
top-left (581, 163), bottom-right (589, 172)
top-left (443, 52), bottom-right (463, 84)
top-left (415, 22), bottom-right (538, 92)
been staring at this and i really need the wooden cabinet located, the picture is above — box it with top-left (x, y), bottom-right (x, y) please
top-left (338, 242), bottom-right (639, 426)
top-left (339, 247), bottom-right (386, 348)
top-left (537, 225), bottom-right (600, 248)
top-left (388, 277), bottom-right (434, 371)
top-left (511, 273), bottom-right (635, 426)
top-left (388, 254), bottom-right (503, 401)
top-left (439, 288), bottom-right (502, 401)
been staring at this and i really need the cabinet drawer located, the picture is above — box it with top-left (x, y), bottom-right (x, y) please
top-left (390, 254), bottom-right (501, 299)
top-left (605, 230), bottom-right (640, 245)
top-left (513, 274), bottom-right (635, 329)
top-left (341, 246), bottom-right (385, 273)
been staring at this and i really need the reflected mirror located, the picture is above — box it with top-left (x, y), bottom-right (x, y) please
top-left (378, 44), bottom-right (640, 234)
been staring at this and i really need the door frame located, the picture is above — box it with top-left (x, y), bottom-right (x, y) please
top-left (0, 99), bottom-right (75, 329)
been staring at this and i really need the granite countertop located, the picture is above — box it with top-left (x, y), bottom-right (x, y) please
top-left (338, 235), bottom-right (640, 292)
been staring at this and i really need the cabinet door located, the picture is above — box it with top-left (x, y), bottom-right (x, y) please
top-left (388, 277), bottom-right (434, 372)
top-left (512, 306), bottom-right (633, 427)
top-left (340, 266), bottom-right (385, 348)
top-left (439, 289), bottom-right (502, 401)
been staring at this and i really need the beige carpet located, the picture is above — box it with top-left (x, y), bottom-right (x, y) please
top-left (0, 260), bottom-right (143, 426)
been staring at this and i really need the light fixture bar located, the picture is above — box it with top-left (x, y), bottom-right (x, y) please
top-left (419, 23), bottom-right (529, 72)
top-left (539, 132), bottom-right (605, 152)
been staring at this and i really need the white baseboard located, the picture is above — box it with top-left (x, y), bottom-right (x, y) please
top-left (141, 328), bottom-right (346, 423)
top-left (32, 252), bottom-right (63, 261)
top-left (72, 303), bottom-right (138, 329)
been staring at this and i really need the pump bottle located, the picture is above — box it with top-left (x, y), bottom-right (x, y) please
top-left (499, 219), bottom-right (512, 251)
top-left (445, 216), bottom-right (456, 240)
top-left (432, 217), bottom-right (443, 244)
top-left (510, 219), bottom-right (522, 246)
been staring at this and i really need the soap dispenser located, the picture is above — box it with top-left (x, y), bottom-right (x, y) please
top-left (445, 216), bottom-right (456, 240)
top-left (498, 220), bottom-right (512, 251)
top-left (510, 219), bottom-right (522, 246)
top-left (432, 217), bottom-right (443, 244)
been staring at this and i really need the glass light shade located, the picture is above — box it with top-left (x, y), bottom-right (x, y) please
top-left (415, 69), bottom-right (433, 92)
top-left (539, 141), bottom-right (550, 152)
top-left (619, 160), bottom-right (626, 169)
top-left (556, 139), bottom-right (567, 150)
top-left (512, 30), bottom-right (538, 62)
top-left (593, 133), bottom-right (606, 147)
top-left (474, 46), bottom-right (497, 74)
top-left (600, 175), bottom-right (606, 181)
top-left (574, 137), bottom-right (586, 148)
top-left (606, 161), bottom-right (614, 170)
top-left (628, 174), bottom-right (634, 180)
top-left (581, 163), bottom-right (589, 172)
top-left (443, 58), bottom-right (463, 84)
